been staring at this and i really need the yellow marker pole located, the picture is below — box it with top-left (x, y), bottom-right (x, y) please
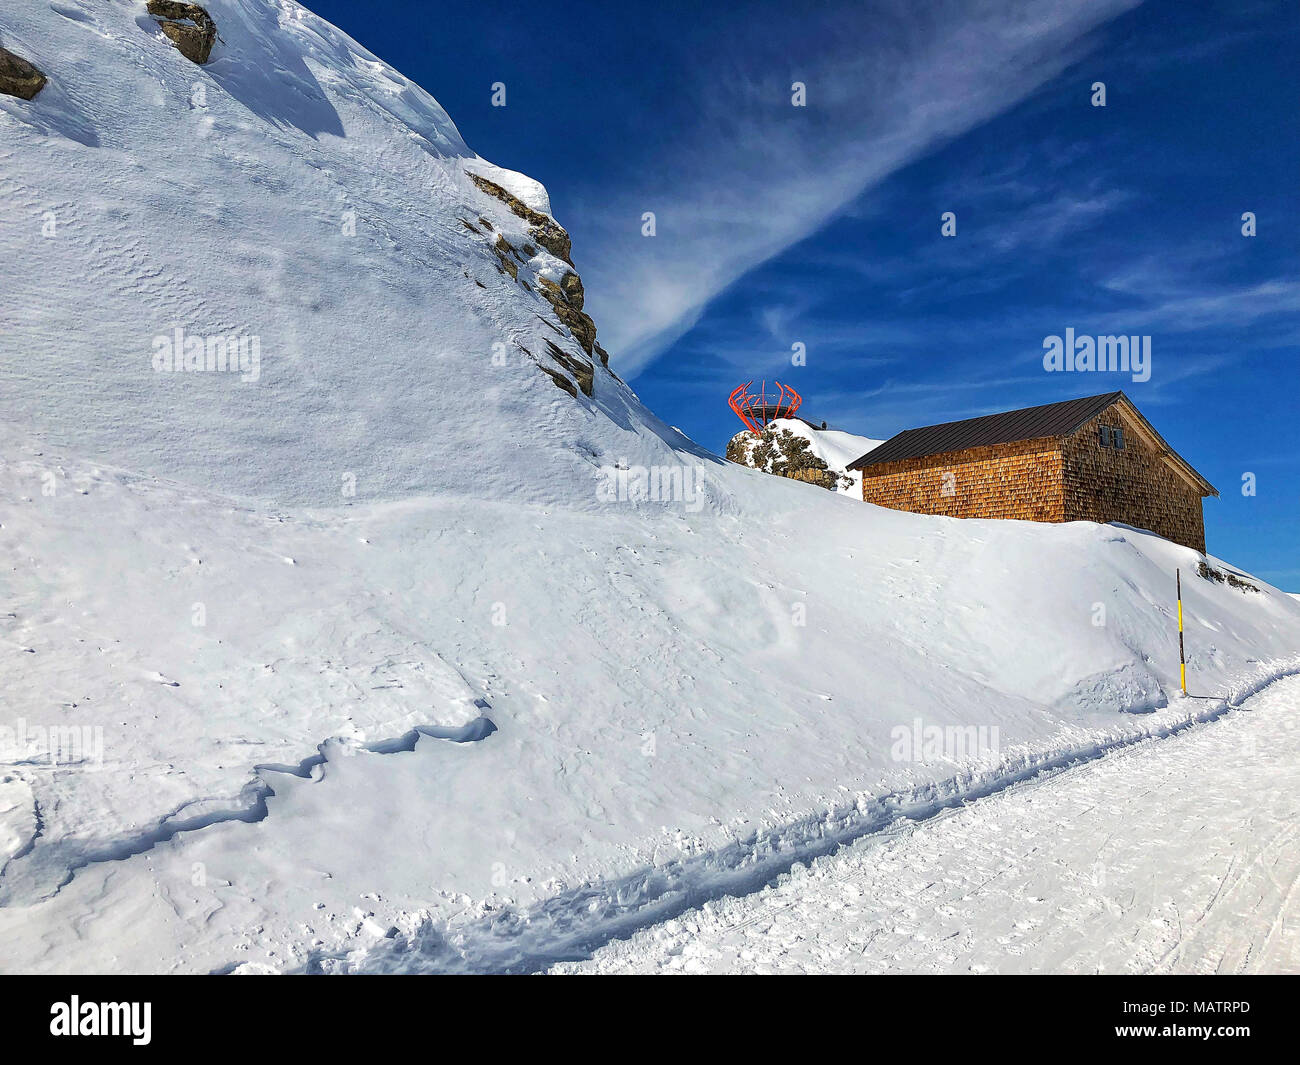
top-left (1176, 569), bottom-right (1187, 694)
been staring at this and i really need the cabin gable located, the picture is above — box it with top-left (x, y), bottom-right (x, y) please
top-left (1060, 403), bottom-right (1208, 553)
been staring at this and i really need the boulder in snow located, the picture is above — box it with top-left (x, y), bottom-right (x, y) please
top-left (147, 1), bottom-right (218, 66)
top-left (0, 45), bottom-right (45, 100)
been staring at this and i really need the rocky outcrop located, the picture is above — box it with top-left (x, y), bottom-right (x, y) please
top-left (147, 1), bottom-right (218, 65)
top-left (559, 271), bottom-right (584, 310)
top-left (466, 172), bottom-right (572, 264)
top-left (537, 275), bottom-right (598, 357)
top-left (0, 45), bottom-right (46, 100)
top-left (1198, 561), bottom-right (1259, 593)
top-left (544, 339), bottom-right (594, 397)
top-left (726, 425), bottom-right (851, 492)
top-left (466, 169), bottom-right (614, 395)
top-left (492, 234), bottom-right (519, 280)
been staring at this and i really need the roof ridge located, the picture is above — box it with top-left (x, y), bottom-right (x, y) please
top-left (846, 391), bottom-right (1126, 470)
top-left (887, 391), bottom-right (1124, 438)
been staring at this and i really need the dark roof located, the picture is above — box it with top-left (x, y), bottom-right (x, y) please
top-left (847, 392), bottom-right (1124, 469)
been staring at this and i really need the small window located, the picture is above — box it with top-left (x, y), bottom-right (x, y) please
top-left (1099, 426), bottom-right (1112, 447)
top-left (1113, 427), bottom-right (1125, 449)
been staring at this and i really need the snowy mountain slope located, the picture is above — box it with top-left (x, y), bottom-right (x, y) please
top-left (0, 0), bottom-right (688, 506)
top-left (728, 418), bottom-right (884, 495)
top-left (1, 1), bottom-right (1299, 973)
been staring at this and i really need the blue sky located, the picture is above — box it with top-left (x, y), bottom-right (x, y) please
top-left (311, 0), bottom-right (1298, 587)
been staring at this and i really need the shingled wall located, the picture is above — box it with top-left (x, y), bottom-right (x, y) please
top-left (1060, 409), bottom-right (1207, 553)
top-left (857, 407), bottom-right (1208, 552)
top-left (859, 437), bottom-right (1065, 522)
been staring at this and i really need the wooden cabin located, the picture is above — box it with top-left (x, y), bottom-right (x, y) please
top-left (846, 392), bottom-right (1217, 552)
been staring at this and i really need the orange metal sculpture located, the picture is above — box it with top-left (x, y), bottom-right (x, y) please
top-left (728, 380), bottom-right (802, 435)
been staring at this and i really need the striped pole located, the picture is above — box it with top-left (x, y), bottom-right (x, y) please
top-left (1176, 569), bottom-right (1187, 694)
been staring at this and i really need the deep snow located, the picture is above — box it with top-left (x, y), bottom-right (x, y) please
top-left (1, 0), bottom-right (1298, 973)
top-left (553, 675), bottom-right (1300, 975)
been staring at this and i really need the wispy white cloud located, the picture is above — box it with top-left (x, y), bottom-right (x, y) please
top-left (574, 0), bottom-right (1142, 377)
top-left (1094, 259), bottom-right (1300, 332)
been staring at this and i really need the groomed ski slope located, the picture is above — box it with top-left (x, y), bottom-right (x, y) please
top-left (1, 0), bottom-right (1298, 973)
top-left (554, 674), bottom-right (1300, 975)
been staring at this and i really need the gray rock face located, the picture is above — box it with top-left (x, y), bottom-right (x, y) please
top-left (0, 45), bottom-right (46, 100)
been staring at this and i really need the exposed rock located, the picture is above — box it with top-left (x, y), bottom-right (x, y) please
top-left (544, 339), bottom-right (594, 397)
top-left (0, 45), bottom-right (46, 101)
top-left (540, 365), bottom-right (578, 398)
top-left (528, 217), bottom-right (573, 265)
top-left (535, 276), bottom-right (565, 304)
top-left (148, 1), bottom-right (218, 65)
top-left (727, 425), bottom-right (851, 492)
top-left (559, 271), bottom-right (584, 310)
top-left (465, 169), bottom-right (610, 389)
top-left (492, 234), bottom-right (518, 279)
top-left (523, 343), bottom-right (580, 397)
top-left (537, 276), bottom-right (597, 355)
top-left (1197, 560), bottom-right (1260, 593)
top-left (466, 171), bottom-right (573, 264)
top-left (534, 313), bottom-right (565, 337)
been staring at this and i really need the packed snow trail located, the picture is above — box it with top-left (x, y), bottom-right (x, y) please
top-left (552, 675), bottom-right (1300, 974)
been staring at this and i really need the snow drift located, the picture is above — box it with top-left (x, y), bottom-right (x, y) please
top-left (1, 0), bottom-right (1298, 973)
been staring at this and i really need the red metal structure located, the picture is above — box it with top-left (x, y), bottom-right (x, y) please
top-left (728, 380), bottom-right (803, 435)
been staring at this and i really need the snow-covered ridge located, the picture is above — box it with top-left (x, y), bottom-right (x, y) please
top-left (0, 0), bottom-right (662, 508)
top-left (2, 1), bottom-right (1299, 974)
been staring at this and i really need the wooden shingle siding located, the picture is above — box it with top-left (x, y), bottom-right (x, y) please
top-left (857, 398), bottom-right (1209, 552)
top-left (1060, 410), bottom-right (1207, 553)
top-left (860, 437), bottom-right (1065, 522)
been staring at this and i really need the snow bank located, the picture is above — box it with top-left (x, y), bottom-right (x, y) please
top-left (0, 0), bottom-right (667, 508)
top-left (1, 0), bottom-right (1298, 974)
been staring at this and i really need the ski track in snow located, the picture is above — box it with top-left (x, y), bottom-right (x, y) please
top-left (299, 668), bottom-right (1300, 974)
top-left (548, 675), bottom-right (1300, 975)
